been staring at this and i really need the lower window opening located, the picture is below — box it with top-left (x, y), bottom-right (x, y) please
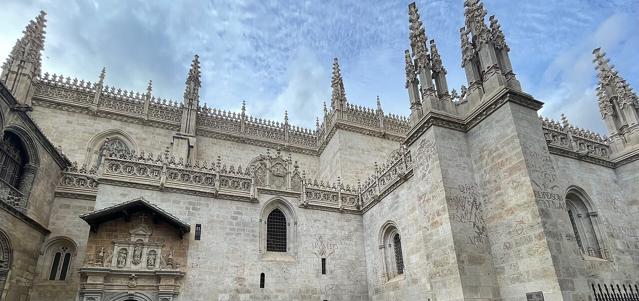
top-left (260, 273), bottom-right (265, 288)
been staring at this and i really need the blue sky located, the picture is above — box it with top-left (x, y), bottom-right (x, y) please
top-left (1, 0), bottom-right (637, 133)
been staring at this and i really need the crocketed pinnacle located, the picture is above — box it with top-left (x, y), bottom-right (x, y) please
top-left (464, 0), bottom-right (490, 45)
top-left (593, 48), bottom-right (638, 110)
top-left (184, 54), bottom-right (201, 103)
top-left (408, 2), bottom-right (429, 70)
top-left (404, 49), bottom-right (417, 88)
top-left (489, 15), bottom-right (509, 51)
top-left (331, 57), bottom-right (347, 109)
top-left (3, 11), bottom-right (47, 79)
top-left (429, 40), bottom-right (446, 74)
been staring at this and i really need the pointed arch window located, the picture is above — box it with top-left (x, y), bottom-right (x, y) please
top-left (0, 132), bottom-right (27, 188)
top-left (42, 238), bottom-right (76, 281)
top-left (380, 222), bottom-right (405, 281)
top-left (565, 189), bottom-right (607, 259)
top-left (48, 246), bottom-right (72, 280)
top-left (266, 209), bottom-right (287, 252)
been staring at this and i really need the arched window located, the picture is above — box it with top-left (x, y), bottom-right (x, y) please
top-left (0, 132), bottom-right (27, 188)
top-left (0, 229), bottom-right (12, 299)
top-left (95, 137), bottom-right (130, 168)
top-left (565, 188), bottom-right (606, 259)
top-left (380, 222), bottom-right (404, 281)
top-left (41, 237), bottom-right (76, 281)
top-left (260, 199), bottom-right (297, 257)
top-left (266, 209), bottom-right (287, 252)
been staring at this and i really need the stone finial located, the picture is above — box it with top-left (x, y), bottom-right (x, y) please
top-left (98, 67), bottom-right (106, 85)
top-left (404, 49), bottom-right (417, 88)
top-left (315, 117), bottom-right (320, 130)
top-left (429, 39), bottom-right (446, 74)
top-left (408, 2), bottom-right (429, 71)
top-left (560, 114), bottom-right (570, 128)
top-left (460, 27), bottom-right (474, 67)
top-left (331, 57), bottom-right (347, 109)
top-left (241, 100), bottom-right (246, 116)
top-left (284, 110), bottom-right (289, 124)
top-left (146, 80), bottom-right (153, 95)
top-left (489, 15), bottom-right (509, 51)
top-left (183, 54), bottom-right (201, 103)
top-left (376, 96), bottom-right (382, 111)
top-left (464, 0), bottom-right (490, 45)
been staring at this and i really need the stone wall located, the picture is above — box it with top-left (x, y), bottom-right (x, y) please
top-left (29, 196), bottom-right (94, 301)
top-left (0, 209), bottom-right (46, 301)
top-left (362, 128), bottom-right (464, 301)
top-left (92, 184), bottom-right (369, 301)
top-left (318, 130), bottom-right (400, 184)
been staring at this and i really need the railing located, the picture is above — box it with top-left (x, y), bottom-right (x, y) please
top-left (0, 179), bottom-right (26, 211)
top-left (56, 163), bottom-right (99, 198)
top-left (302, 178), bottom-right (360, 211)
top-left (592, 283), bottom-right (639, 301)
top-left (360, 146), bottom-right (413, 210)
top-left (541, 116), bottom-right (610, 159)
top-left (100, 149), bottom-right (254, 200)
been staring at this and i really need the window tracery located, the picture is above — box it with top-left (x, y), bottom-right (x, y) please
top-left (44, 238), bottom-right (76, 281)
top-left (565, 188), bottom-right (607, 259)
top-left (0, 132), bottom-right (27, 188)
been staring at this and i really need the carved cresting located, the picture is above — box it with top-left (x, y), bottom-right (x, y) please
top-left (249, 149), bottom-right (303, 193)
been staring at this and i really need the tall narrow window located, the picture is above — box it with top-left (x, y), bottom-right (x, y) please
top-left (321, 258), bottom-right (326, 275)
top-left (59, 253), bottom-right (71, 280)
top-left (266, 209), bottom-right (287, 252)
top-left (195, 224), bottom-right (202, 241)
top-left (566, 189), bottom-right (605, 259)
top-left (45, 240), bottom-right (75, 281)
top-left (380, 222), bottom-right (405, 281)
top-left (48, 252), bottom-right (61, 280)
top-left (260, 273), bottom-right (265, 288)
top-left (393, 234), bottom-right (404, 275)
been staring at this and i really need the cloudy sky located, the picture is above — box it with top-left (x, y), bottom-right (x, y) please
top-left (1, 0), bottom-right (637, 133)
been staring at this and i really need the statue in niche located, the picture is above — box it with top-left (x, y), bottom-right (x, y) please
top-left (146, 250), bottom-right (157, 269)
top-left (132, 240), bottom-right (143, 265)
top-left (95, 247), bottom-right (104, 266)
top-left (117, 248), bottom-right (128, 268)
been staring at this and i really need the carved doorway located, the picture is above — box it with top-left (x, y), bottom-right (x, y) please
top-left (0, 229), bottom-right (12, 301)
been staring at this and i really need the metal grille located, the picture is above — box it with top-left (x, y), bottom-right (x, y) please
top-left (266, 209), bottom-right (287, 252)
top-left (593, 283), bottom-right (639, 301)
top-left (393, 233), bottom-right (404, 275)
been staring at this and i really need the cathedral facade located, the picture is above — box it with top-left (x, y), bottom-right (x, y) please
top-left (0, 1), bottom-right (638, 301)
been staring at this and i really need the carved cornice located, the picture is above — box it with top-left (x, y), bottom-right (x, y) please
top-left (0, 199), bottom-right (50, 235)
top-left (547, 146), bottom-right (615, 168)
top-left (405, 88), bottom-right (543, 147)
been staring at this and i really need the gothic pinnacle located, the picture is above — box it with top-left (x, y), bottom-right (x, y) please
top-left (408, 2), bottom-right (429, 71)
top-left (146, 80), bottom-right (153, 95)
top-left (5, 10), bottom-right (47, 78)
top-left (331, 57), bottom-right (347, 109)
top-left (429, 40), bottom-right (446, 74)
top-left (184, 54), bottom-right (201, 102)
top-left (404, 49), bottom-right (417, 89)
top-left (98, 67), bottom-right (106, 85)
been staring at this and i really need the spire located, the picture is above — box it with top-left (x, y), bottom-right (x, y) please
top-left (184, 54), bottom-right (201, 106)
top-left (330, 58), bottom-right (347, 110)
top-left (430, 39), bottom-right (450, 101)
top-left (2, 11), bottom-right (48, 106)
top-left (592, 47), bottom-right (639, 151)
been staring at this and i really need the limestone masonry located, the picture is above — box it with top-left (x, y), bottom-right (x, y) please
top-left (0, 1), bottom-right (638, 301)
